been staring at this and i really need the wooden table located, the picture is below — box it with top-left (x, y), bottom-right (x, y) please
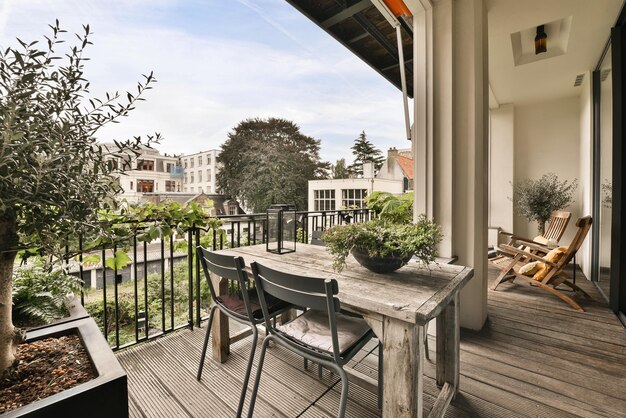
top-left (213, 244), bottom-right (473, 418)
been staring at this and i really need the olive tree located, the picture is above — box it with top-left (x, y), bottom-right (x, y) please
top-left (0, 22), bottom-right (159, 375)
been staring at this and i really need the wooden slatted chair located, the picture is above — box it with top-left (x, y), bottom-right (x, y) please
top-left (490, 216), bottom-right (592, 312)
top-left (494, 210), bottom-right (572, 260)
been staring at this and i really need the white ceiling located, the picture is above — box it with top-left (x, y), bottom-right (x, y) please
top-left (487, 0), bottom-right (623, 107)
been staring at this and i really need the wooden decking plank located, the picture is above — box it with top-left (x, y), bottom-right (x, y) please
top-left (457, 348), bottom-right (625, 417)
top-left (487, 296), bottom-right (621, 326)
top-left (461, 331), bottom-right (626, 400)
top-left (118, 348), bottom-right (194, 418)
top-left (123, 342), bottom-right (235, 418)
top-left (485, 313), bottom-right (626, 361)
top-left (487, 303), bottom-right (626, 346)
top-left (128, 393), bottom-right (147, 418)
top-left (156, 329), bottom-right (290, 418)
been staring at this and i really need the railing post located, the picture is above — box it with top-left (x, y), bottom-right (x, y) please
top-left (188, 228), bottom-right (194, 329)
top-left (195, 227), bottom-right (201, 327)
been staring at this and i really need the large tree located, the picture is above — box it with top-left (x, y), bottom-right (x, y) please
top-left (348, 131), bottom-right (384, 177)
top-left (217, 118), bottom-right (329, 212)
top-left (332, 158), bottom-right (350, 179)
top-left (0, 23), bottom-right (158, 375)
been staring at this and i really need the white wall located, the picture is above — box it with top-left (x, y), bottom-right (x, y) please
top-left (307, 178), bottom-right (404, 212)
top-left (513, 97), bottom-right (582, 244)
top-left (489, 104), bottom-right (515, 234)
top-left (578, 72), bottom-right (593, 278)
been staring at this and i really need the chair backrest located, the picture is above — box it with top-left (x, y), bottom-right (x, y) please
top-left (196, 246), bottom-right (254, 319)
top-left (251, 261), bottom-right (342, 359)
top-left (310, 230), bottom-right (325, 246)
top-left (555, 216), bottom-right (592, 269)
top-left (543, 210), bottom-right (572, 242)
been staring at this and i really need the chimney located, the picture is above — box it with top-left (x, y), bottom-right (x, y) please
top-left (387, 147), bottom-right (398, 174)
top-left (362, 161), bottom-right (374, 178)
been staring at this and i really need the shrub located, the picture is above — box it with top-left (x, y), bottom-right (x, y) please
top-left (12, 260), bottom-right (83, 326)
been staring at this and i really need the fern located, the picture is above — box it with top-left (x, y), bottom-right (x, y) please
top-left (12, 259), bottom-right (83, 326)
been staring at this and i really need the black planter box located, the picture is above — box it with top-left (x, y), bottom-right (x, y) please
top-left (3, 315), bottom-right (128, 418)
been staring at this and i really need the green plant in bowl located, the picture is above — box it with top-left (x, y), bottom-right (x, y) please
top-left (323, 214), bottom-right (442, 273)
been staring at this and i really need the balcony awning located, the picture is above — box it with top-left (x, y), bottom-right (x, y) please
top-left (285, 0), bottom-right (414, 98)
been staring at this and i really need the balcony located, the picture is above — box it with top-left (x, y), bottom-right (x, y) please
top-left (117, 267), bottom-right (626, 417)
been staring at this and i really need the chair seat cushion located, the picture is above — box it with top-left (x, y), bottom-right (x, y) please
top-left (277, 310), bottom-right (371, 355)
top-left (217, 289), bottom-right (288, 319)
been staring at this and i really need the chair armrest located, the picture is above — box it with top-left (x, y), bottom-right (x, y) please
top-left (499, 245), bottom-right (558, 267)
top-left (510, 240), bottom-right (551, 253)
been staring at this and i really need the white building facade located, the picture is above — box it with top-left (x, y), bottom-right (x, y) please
top-left (104, 145), bottom-right (183, 204)
top-left (180, 150), bottom-right (219, 194)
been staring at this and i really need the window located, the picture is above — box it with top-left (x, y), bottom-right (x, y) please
top-left (166, 163), bottom-right (174, 173)
top-left (207, 171), bottom-right (211, 182)
top-left (137, 160), bottom-right (154, 171)
top-left (190, 187), bottom-right (194, 192)
top-left (207, 186), bottom-right (211, 193)
top-left (198, 156), bottom-right (202, 166)
top-left (130, 181), bottom-right (133, 190)
top-left (314, 190), bottom-right (335, 211)
top-left (137, 180), bottom-right (154, 193)
top-left (198, 170), bottom-right (202, 182)
top-left (207, 155), bottom-right (211, 165)
top-left (184, 174), bottom-right (188, 184)
top-left (184, 160), bottom-right (188, 169)
top-left (228, 205), bottom-right (237, 215)
top-left (191, 158), bottom-right (194, 168)
top-left (199, 187), bottom-right (203, 193)
top-left (165, 180), bottom-right (176, 192)
top-left (341, 189), bottom-right (367, 208)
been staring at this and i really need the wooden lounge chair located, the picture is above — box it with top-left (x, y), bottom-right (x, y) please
top-left (494, 210), bottom-right (572, 261)
top-left (490, 216), bottom-right (592, 311)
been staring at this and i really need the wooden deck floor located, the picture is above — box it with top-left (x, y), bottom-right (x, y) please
top-left (117, 267), bottom-right (626, 417)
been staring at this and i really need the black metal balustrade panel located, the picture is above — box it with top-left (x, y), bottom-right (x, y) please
top-left (65, 209), bottom-right (370, 350)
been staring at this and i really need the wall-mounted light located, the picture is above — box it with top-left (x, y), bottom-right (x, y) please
top-left (535, 25), bottom-right (547, 55)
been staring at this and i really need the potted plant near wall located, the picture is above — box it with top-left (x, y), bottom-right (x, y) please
top-left (511, 173), bottom-right (578, 234)
top-left (0, 22), bottom-right (159, 416)
top-left (323, 192), bottom-right (442, 273)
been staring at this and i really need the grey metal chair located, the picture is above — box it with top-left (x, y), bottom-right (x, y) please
top-left (248, 262), bottom-right (382, 418)
top-left (196, 247), bottom-right (290, 418)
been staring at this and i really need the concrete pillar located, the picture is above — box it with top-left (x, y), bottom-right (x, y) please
top-left (431, 0), bottom-right (489, 330)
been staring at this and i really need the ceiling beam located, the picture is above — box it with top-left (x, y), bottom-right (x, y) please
top-left (322, 0), bottom-right (373, 28)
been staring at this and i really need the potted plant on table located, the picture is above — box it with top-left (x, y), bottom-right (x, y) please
top-left (323, 192), bottom-right (442, 273)
top-left (0, 22), bottom-right (158, 416)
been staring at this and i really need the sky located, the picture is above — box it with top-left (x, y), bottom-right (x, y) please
top-left (0, 0), bottom-right (408, 163)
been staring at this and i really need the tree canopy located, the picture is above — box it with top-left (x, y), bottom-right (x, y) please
top-left (332, 158), bottom-right (350, 179)
top-left (0, 22), bottom-right (158, 375)
top-left (348, 131), bottom-right (384, 177)
top-left (217, 118), bottom-right (329, 212)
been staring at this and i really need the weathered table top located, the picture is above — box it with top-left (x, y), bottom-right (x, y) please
top-left (218, 244), bottom-right (474, 324)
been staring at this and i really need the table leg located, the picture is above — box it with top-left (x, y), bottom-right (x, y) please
top-left (431, 293), bottom-right (460, 417)
top-left (382, 316), bottom-right (425, 418)
top-left (211, 275), bottom-right (230, 363)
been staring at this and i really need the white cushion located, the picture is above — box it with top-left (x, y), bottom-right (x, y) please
top-left (277, 310), bottom-right (371, 354)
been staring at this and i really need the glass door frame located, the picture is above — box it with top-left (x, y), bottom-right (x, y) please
top-left (592, 3), bottom-right (626, 325)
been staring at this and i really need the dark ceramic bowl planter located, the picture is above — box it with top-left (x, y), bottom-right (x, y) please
top-left (351, 247), bottom-right (413, 273)
top-left (3, 313), bottom-right (128, 418)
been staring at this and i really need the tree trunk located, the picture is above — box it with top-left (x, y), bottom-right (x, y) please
top-left (0, 213), bottom-right (21, 377)
top-left (537, 219), bottom-right (546, 236)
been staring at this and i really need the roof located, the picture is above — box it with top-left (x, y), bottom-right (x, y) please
top-left (286, 0), bottom-right (413, 96)
top-left (396, 154), bottom-right (413, 179)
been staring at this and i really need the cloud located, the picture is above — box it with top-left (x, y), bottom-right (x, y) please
top-left (1, 0), bottom-right (407, 163)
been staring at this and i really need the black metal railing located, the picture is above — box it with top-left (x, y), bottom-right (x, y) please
top-left (67, 208), bottom-right (370, 350)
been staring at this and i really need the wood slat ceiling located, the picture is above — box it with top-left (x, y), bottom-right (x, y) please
top-left (285, 0), bottom-right (414, 97)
